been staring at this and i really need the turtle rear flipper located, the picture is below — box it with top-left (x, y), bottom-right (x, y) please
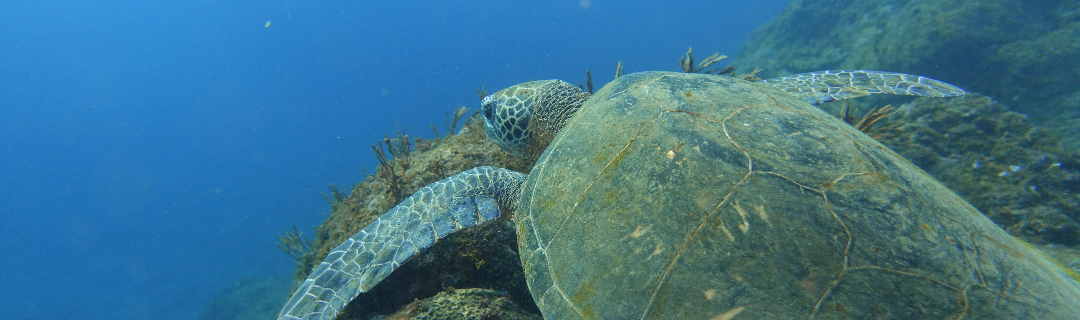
top-left (761, 70), bottom-right (966, 105)
top-left (277, 166), bottom-right (526, 320)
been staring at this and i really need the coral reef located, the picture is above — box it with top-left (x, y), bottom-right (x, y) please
top-left (734, 0), bottom-right (1080, 147)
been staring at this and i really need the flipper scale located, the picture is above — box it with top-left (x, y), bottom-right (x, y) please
top-left (761, 70), bottom-right (965, 105)
top-left (277, 166), bottom-right (526, 320)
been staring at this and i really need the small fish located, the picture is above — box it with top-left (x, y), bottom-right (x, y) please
top-left (265, 21), bottom-right (271, 27)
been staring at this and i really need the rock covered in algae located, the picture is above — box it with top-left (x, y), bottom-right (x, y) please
top-left (291, 116), bottom-right (540, 320)
top-left (730, 0), bottom-right (1080, 246)
top-left (375, 288), bottom-right (542, 320)
top-left (733, 0), bottom-right (1080, 136)
top-left (875, 94), bottom-right (1080, 246)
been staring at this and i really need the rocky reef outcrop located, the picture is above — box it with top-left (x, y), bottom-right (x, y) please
top-left (735, 0), bottom-right (1080, 139)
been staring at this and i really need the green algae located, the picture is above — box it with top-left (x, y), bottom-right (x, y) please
top-left (873, 95), bottom-right (1080, 246)
top-left (735, 0), bottom-right (1080, 143)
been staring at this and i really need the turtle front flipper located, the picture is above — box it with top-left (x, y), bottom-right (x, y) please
top-left (277, 166), bottom-right (526, 320)
top-left (761, 70), bottom-right (966, 105)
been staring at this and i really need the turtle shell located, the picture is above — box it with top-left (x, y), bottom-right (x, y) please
top-left (515, 72), bottom-right (1080, 319)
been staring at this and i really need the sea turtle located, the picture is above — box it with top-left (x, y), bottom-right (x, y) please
top-left (278, 71), bottom-right (1080, 319)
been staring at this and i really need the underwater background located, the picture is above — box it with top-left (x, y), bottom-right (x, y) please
top-left (0, 1), bottom-right (791, 319)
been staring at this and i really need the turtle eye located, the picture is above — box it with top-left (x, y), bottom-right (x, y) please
top-left (481, 99), bottom-right (496, 121)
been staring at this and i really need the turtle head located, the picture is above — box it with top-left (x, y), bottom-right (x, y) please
top-left (482, 80), bottom-right (590, 160)
top-left (481, 81), bottom-right (541, 159)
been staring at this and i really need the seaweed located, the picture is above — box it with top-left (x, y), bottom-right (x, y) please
top-left (679, 47), bottom-right (728, 74)
top-left (477, 86), bottom-right (488, 101)
top-left (735, 67), bottom-right (762, 81)
top-left (577, 70), bottom-right (594, 94)
top-left (433, 105), bottom-right (471, 140)
top-left (447, 105), bottom-right (471, 136)
top-left (320, 183), bottom-right (347, 211)
top-left (432, 160), bottom-right (446, 178)
top-left (676, 47), bottom-right (760, 80)
top-left (838, 102), bottom-right (899, 139)
top-left (277, 224), bottom-right (314, 263)
top-left (372, 131), bottom-right (412, 203)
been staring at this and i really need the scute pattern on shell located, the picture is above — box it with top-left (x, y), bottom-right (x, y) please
top-left (515, 72), bottom-right (1079, 319)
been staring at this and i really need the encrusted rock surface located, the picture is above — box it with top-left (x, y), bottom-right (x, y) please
top-left (876, 95), bottom-right (1080, 246)
top-left (293, 117), bottom-right (539, 320)
top-left (374, 288), bottom-right (542, 320)
top-left (734, 0), bottom-right (1080, 143)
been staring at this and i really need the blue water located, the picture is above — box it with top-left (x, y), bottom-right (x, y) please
top-left (0, 1), bottom-right (789, 319)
